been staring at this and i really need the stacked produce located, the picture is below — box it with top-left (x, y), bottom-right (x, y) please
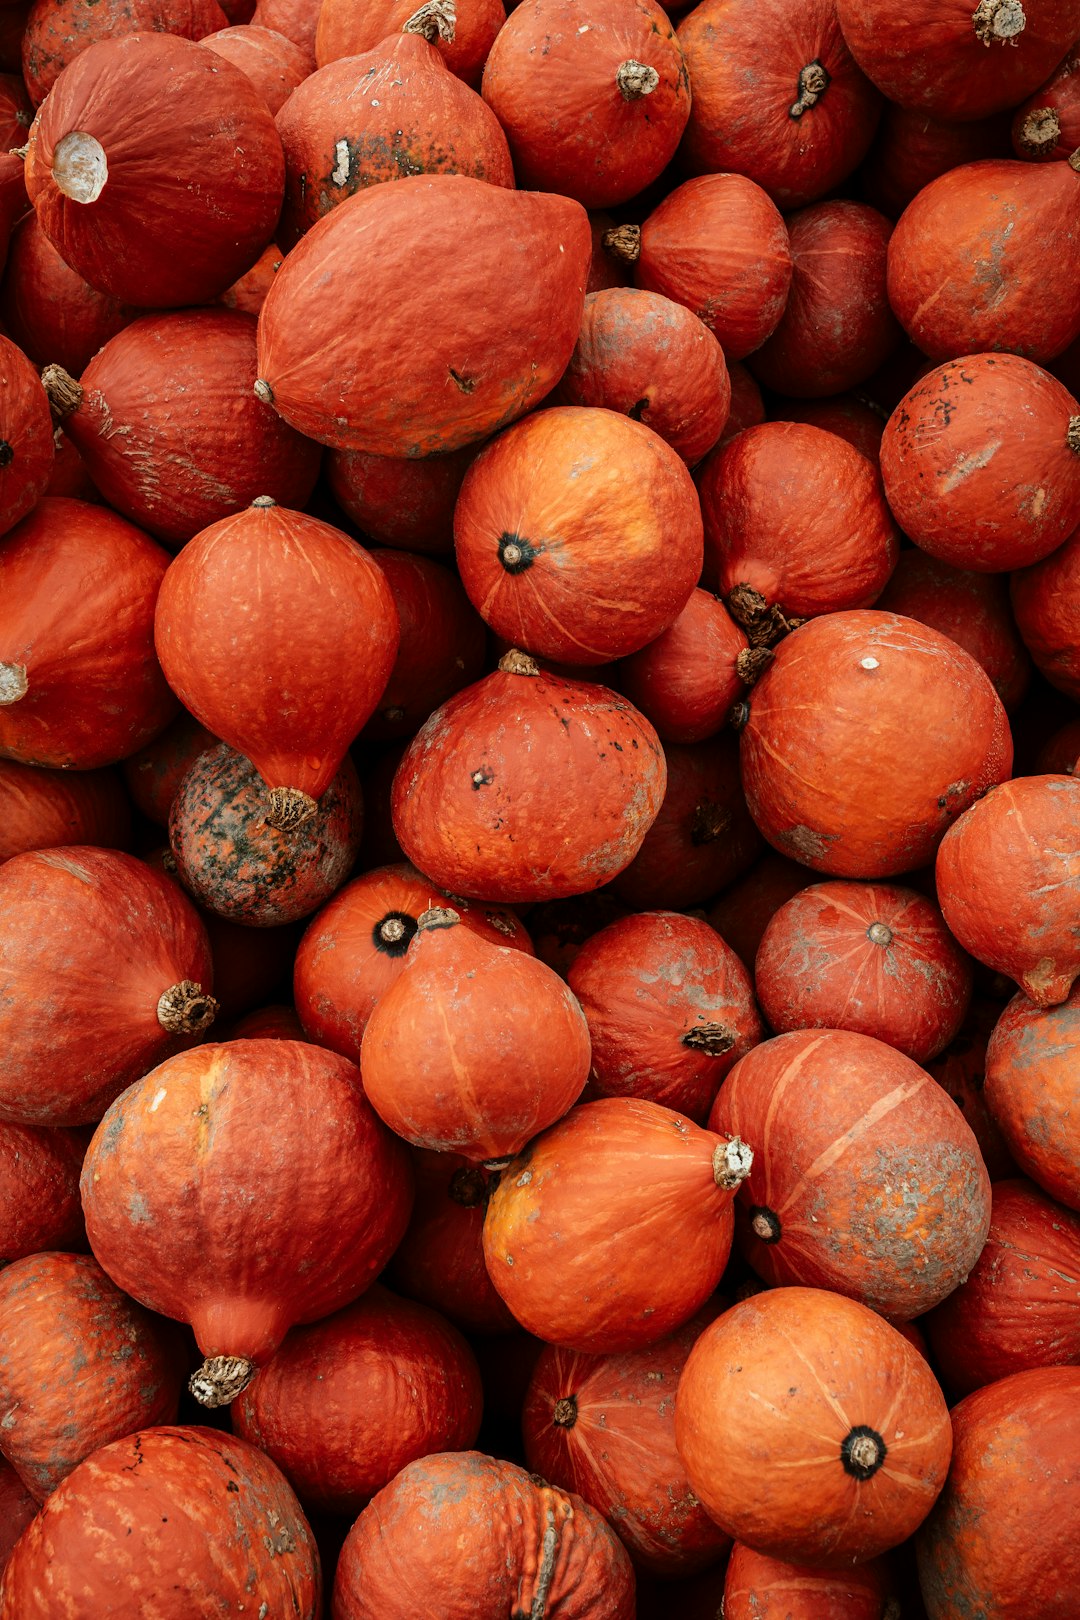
top-left (1, 0), bottom-right (1079, 1613)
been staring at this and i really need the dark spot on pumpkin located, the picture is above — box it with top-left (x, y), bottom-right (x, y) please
top-left (627, 397), bottom-right (650, 421)
top-left (448, 367), bottom-right (476, 394)
top-left (0, 442), bottom-right (13, 468)
top-left (471, 766), bottom-right (494, 789)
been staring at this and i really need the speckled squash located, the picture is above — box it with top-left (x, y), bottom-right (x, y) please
top-left (332, 1451), bottom-right (635, 1619)
top-left (915, 1367), bottom-right (1080, 1618)
top-left (709, 1028), bottom-right (992, 1318)
top-left (0, 1252), bottom-right (186, 1501)
top-left (568, 911), bottom-right (762, 1123)
top-left (985, 986), bottom-right (1080, 1211)
top-left (675, 1287), bottom-right (952, 1566)
top-left (391, 652), bottom-right (667, 903)
top-left (723, 1542), bottom-right (900, 1619)
top-left (523, 1319), bottom-right (731, 1576)
top-left (256, 175), bottom-right (590, 455)
top-left (366, 551), bottom-right (486, 741)
top-left (168, 743), bottom-right (364, 928)
top-left (617, 589), bottom-right (749, 744)
top-left (232, 1284), bottom-right (483, 1515)
top-left (0, 760), bottom-right (132, 864)
top-left (315, 0), bottom-right (505, 87)
top-left (1011, 525), bottom-right (1080, 699)
top-left (20, 0), bottom-right (228, 104)
top-left (482, 1096), bottom-right (753, 1352)
top-left (0, 1426), bottom-right (322, 1619)
top-left (81, 1040), bottom-right (414, 1407)
top-left (0, 847), bottom-right (216, 1126)
top-left (0, 1123), bottom-right (87, 1264)
top-left (936, 776), bottom-right (1080, 1006)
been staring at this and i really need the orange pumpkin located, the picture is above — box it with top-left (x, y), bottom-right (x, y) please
top-left (723, 1542), bottom-right (900, 1619)
top-left (985, 985), bottom-right (1080, 1211)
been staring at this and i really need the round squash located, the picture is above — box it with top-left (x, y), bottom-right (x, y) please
top-left (0, 1122), bottom-right (87, 1264)
top-left (617, 588), bottom-right (750, 744)
top-left (862, 101), bottom-right (1013, 218)
top-left (0, 213), bottom-right (140, 377)
top-left (365, 550), bottom-right (487, 741)
top-left (326, 443), bottom-right (475, 554)
top-left (0, 334), bottom-right (53, 540)
top-left (120, 711), bottom-right (217, 827)
top-left (20, 0), bottom-right (228, 103)
top-left (200, 22), bottom-right (308, 112)
top-left (316, 0), bottom-right (505, 87)
top-left (985, 985), bottom-right (1080, 1210)
top-left (723, 1542), bottom-right (900, 1619)
top-left (1011, 44), bottom-right (1080, 159)
top-left (1011, 525), bottom-right (1080, 699)
top-left (0, 759), bottom-right (131, 864)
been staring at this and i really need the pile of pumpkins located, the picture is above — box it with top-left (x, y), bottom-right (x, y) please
top-left (0, 0), bottom-right (1079, 1612)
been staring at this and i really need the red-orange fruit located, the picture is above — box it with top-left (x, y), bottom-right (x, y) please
top-left (556, 289), bottom-right (731, 464)
top-left (712, 1028), bottom-right (991, 1315)
top-left (936, 775), bottom-right (1080, 1006)
top-left (773, 394), bottom-right (886, 463)
top-left (915, 1367), bottom-right (1080, 1618)
top-left (925, 999), bottom-right (1019, 1182)
top-left (0, 497), bottom-right (178, 770)
top-left (616, 174), bottom-right (792, 361)
top-left (676, 0), bottom-right (881, 207)
top-left (386, 1150), bottom-right (517, 1333)
top-left (81, 1040), bottom-right (414, 1406)
top-left (482, 1096), bottom-right (753, 1352)
top-left (232, 1284), bottom-right (483, 1515)
top-left (366, 551), bottom-right (486, 739)
top-left (1036, 715), bottom-right (1080, 772)
top-left (887, 160), bottom-right (1080, 363)
top-left (155, 501), bottom-right (397, 817)
top-left (454, 406), bottom-right (703, 664)
top-left (754, 881), bottom-right (973, 1062)
top-left (0, 846), bottom-right (215, 1126)
top-left (738, 611), bottom-right (1013, 878)
top-left (0, 1122), bottom-right (87, 1263)
top-left (0, 214), bottom-right (140, 377)
top-left (201, 22), bottom-right (308, 112)
top-left (617, 589), bottom-right (749, 744)
top-left (1012, 45), bottom-right (1080, 160)
top-left (922, 1178), bottom-right (1080, 1397)
top-left (0, 1426), bottom-right (322, 1619)
top-left (276, 32), bottom-right (513, 248)
top-left (256, 175), bottom-right (590, 455)
top-left (481, 0), bottom-right (690, 207)
top-left (0, 760), bottom-right (131, 863)
top-left (707, 852), bottom-right (815, 970)
top-left (120, 711), bottom-right (218, 826)
top-left (861, 102), bottom-right (1013, 218)
top-left (0, 71), bottom-right (30, 146)
top-left (0, 334), bottom-right (54, 539)
top-left (333, 1450), bottom-right (635, 1619)
top-left (523, 1320), bottom-right (731, 1576)
top-left (315, 0), bottom-right (505, 87)
top-left (986, 986), bottom-right (1080, 1211)
top-left (1011, 525), bottom-right (1080, 699)
top-left (526, 891), bottom-right (630, 980)
top-left (0, 1252), bottom-right (185, 1501)
top-left (20, 0), bottom-right (228, 103)
top-left (0, 151), bottom-right (25, 285)
top-left (227, 1003), bottom-right (303, 1039)
top-left (361, 905), bottom-right (590, 1159)
top-left (0, 1462), bottom-right (36, 1580)
top-left (252, 0), bottom-right (317, 65)
top-left (568, 911), bottom-right (762, 1124)
top-left (723, 1542), bottom-right (899, 1619)
top-left (699, 422), bottom-right (899, 636)
top-left (723, 359), bottom-right (766, 441)
top-left (327, 444), bottom-right (475, 554)
top-left (391, 651), bottom-right (667, 902)
top-left (675, 1287), bottom-right (952, 1566)
top-left (217, 238), bottom-right (283, 315)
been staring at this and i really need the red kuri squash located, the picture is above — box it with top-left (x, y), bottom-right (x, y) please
top-left (200, 21), bottom-right (308, 112)
top-left (0, 759), bottom-right (132, 863)
top-left (0, 333), bottom-right (54, 539)
top-left (617, 588), bottom-right (750, 743)
top-left (985, 985), bottom-right (1080, 1210)
top-left (316, 0), bottom-right (505, 87)
top-left (20, 0), bottom-right (228, 103)
top-left (1011, 525), bottom-right (1080, 698)
top-left (0, 213), bottom-right (140, 376)
top-left (0, 1122), bottom-right (87, 1263)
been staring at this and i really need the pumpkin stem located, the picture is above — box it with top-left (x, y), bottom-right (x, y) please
top-left (971, 0), bottom-right (1026, 43)
top-left (552, 1394), bottom-right (578, 1429)
top-left (41, 363), bottom-right (84, 423)
top-left (1068, 416), bottom-right (1080, 455)
top-left (683, 1021), bottom-right (737, 1056)
top-left (51, 129), bottom-right (108, 203)
top-left (1017, 106), bottom-right (1060, 155)
top-left (712, 1135), bottom-right (753, 1189)
top-left (265, 786), bottom-right (318, 832)
top-left (498, 648), bottom-right (541, 677)
top-left (736, 646), bottom-right (773, 685)
top-left (729, 699), bottom-right (750, 732)
top-left (0, 663), bottom-right (28, 705)
top-left (866, 921), bottom-right (893, 947)
top-left (251, 494), bottom-right (277, 509)
top-left (616, 59), bottom-right (660, 100)
top-left (727, 584), bottom-right (806, 648)
top-left (1071, 148), bottom-right (1080, 172)
top-left (750, 1206), bottom-right (781, 1243)
top-left (253, 378), bottom-right (274, 405)
top-left (789, 59), bottom-right (830, 118)
top-left (157, 980), bottom-right (219, 1035)
top-left (418, 905), bottom-right (460, 931)
top-left (602, 223), bottom-right (642, 264)
top-left (402, 0), bottom-right (457, 43)
top-left (374, 911), bottom-right (417, 956)
top-left (691, 799), bottom-right (732, 846)
top-left (188, 1355), bottom-right (257, 1409)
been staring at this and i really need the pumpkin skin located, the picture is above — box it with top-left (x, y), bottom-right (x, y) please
top-left (676, 0), bottom-right (881, 208)
top-left (522, 1320), bottom-right (731, 1576)
top-left (0, 760), bottom-right (132, 864)
top-left (360, 906), bottom-right (591, 1159)
top-left (20, 0), bottom-right (228, 104)
top-left (481, 0), bottom-right (691, 208)
top-left (0, 497), bottom-right (177, 770)
top-left (1036, 716), bottom-right (1080, 773)
top-left (24, 34), bottom-right (285, 308)
top-left (622, 174), bottom-right (793, 361)
top-left (0, 152), bottom-right (25, 287)
top-left (1012, 45), bottom-right (1080, 159)
top-left (617, 588), bottom-right (749, 744)
top-left (454, 406), bottom-right (703, 664)
top-left (0, 847), bottom-right (216, 1127)
top-left (0, 334), bottom-right (54, 540)
top-left (0, 213), bottom-right (140, 376)
top-left (0, 1123), bottom-right (87, 1264)
top-left (168, 743), bottom-right (364, 927)
top-left (747, 202), bottom-right (901, 398)
top-left (0, 1463), bottom-right (36, 1581)
top-left (862, 102), bottom-right (1013, 219)
top-left (392, 653), bottom-right (667, 903)
top-left (51, 313), bottom-right (322, 549)
top-left (887, 160), bottom-right (1080, 364)
top-left (365, 550), bottom-right (487, 740)
top-left (81, 1040), bottom-right (414, 1403)
top-left (922, 1178), bottom-right (1080, 1398)
top-left (120, 711), bottom-right (218, 826)
top-left (256, 174), bottom-right (590, 456)
top-left (985, 986), bottom-right (1080, 1211)
top-left (738, 611), bottom-right (1013, 878)
top-left (315, 0), bottom-right (506, 88)
top-left (709, 1028), bottom-right (992, 1318)
top-left (936, 776), bottom-right (1080, 1007)
top-left (723, 359), bottom-right (767, 441)
top-left (754, 881), bottom-right (973, 1063)
top-left (774, 394), bottom-right (886, 464)
top-left (0, 1252), bottom-right (186, 1501)
top-left (232, 1284), bottom-right (482, 1516)
top-left (201, 22), bottom-right (308, 112)
top-left (482, 1096), bottom-right (753, 1353)
top-left (155, 500), bottom-right (397, 813)
top-left (915, 1367), bottom-right (1080, 1619)
top-left (698, 422), bottom-right (899, 636)
top-left (555, 289), bottom-right (731, 465)
top-left (707, 852), bottom-right (814, 970)
top-left (0, 1425), bottom-right (322, 1620)
top-left (876, 550), bottom-right (1032, 713)
top-left (228, 1003), bottom-right (303, 1039)
top-left (833, 0), bottom-right (1080, 120)
top-left (0, 73), bottom-right (29, 147)
top-left (1011, 525), bottom-right (1080, 699)
top-left (387, 1150), bottom-right (517, 1333)
top-left (327, 444), bottom-right (476, 554)
top-left (251, 0), bottom-right (317, 65)
top-left (567, 912), bottom-right (762, 1124)
top-left (276, 33), bottom-right (513, 249)
top-left (333, 1450), bottom-right (635, 1620)
top-left (723, 1543), bottom-right (899, 1619)
top-left (675, 1288), bottom-right (952, 1566)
